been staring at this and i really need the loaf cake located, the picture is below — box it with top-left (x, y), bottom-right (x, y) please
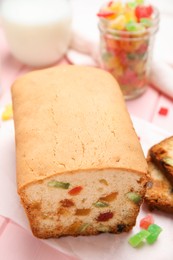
top-left (145, 156), bottom-right (173, 213)
top-left (12, 65), bottom-right (148, 238)
top-left (145, 137), bottom-right (173, 213)
top-left (149, 136), bottom-right (173, 185)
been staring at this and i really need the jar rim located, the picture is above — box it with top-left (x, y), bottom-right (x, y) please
top-left (98, 6), bottom-right (160, 40)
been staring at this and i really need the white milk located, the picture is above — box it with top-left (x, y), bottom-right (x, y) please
top-left (0, 0), bottom-right (72, 67)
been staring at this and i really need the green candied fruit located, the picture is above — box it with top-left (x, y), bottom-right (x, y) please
top-left (162, 157), bottom-right (173, 167)
top-left (127, 2), bottom-right (137, 9)
top-left (78, 223), bottom-right (90, 233)
top-left (127, 53), bottom-right (137, 60)
top-left (146, 224), bottom-right (162, 244)
top-left (128, 230), bottom-right (150, 247)
top-left (136, 0), bottom-right (144, 4)
top-left (126, 21), bottom-right (138, 32)
top-left (93, 201), bottom-right (109, 208)
top-left (140, 18), bottom-right (153, 28)
top-left (126, 192), bottom-right (142, 204)
top-left (47, 180), bottom-right (70, 189)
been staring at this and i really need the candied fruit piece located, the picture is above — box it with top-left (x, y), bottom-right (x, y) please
top-left (60, 199), bottom-right (74, 207)
top-left (128, 230), bottom-right (150, 247)
top-left (2, 104), bottom-right (13, 121)
top-left (158, 107), bottom-right (168, 116)
top-left (140, 18), bottom-right (152, 27)
top-left (126, 192), bottom-right (141, 204)
top-left (146, 224), bottom-right (162, 244)
top-left (110, 14), bottom-right (127, 30)
top-left (136, 0), bottom-right (144, 4)
top-left (140, 214), bottom-right (154, 229)
top-left (93, 201), bottom-right (109, 207)
top-left (96, 211), bottom-right (113, 222)
top-left (75, 208), bottom-right (91, 216)
top-left (101, 192), bottom-right (118, 202)
top-left (97, 11), bottom-right (115, 18)
top-left (58, 207), bottom-right (69, 216)
top-left (99, 179), bottom-right (108, 185)
top-left (68, 186), bottom-right (83, 195)
top-left (68, 221), bottom-right (81, 233)
top-left (135, 5), bottom-right (153, 20)
top-left (48, 180), bottom-right (70, 189)
top-left (78, 223), bottom-right (90, 233)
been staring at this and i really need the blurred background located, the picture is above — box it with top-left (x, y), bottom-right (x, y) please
top-left (0, 0), bottom-right (173, 99)
top-left (71, 0), bottom-right (173, 64)
top-left (0, 0), bottom-right (173, 65)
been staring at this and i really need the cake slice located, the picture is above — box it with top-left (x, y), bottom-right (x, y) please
top-left (145, 156), bottom-right (173, 213)
top-left (150, 136), bottom-right (173, 185)
top-left (12, 65), bottom-right (148, 238)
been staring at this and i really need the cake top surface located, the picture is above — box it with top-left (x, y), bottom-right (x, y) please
top-left (12, 65), bottom-right (147, 190)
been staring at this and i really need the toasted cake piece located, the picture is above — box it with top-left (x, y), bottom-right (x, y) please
top-left (145, 156), bottom-right (173, 213)
top-left (150, 136), bottom-right (173, 185)
top-left (12, 65), bottom-right (148, 239)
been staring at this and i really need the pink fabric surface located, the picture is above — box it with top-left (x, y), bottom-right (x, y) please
top-left (0, 215), bottom-right (8, 233)
top-left (0, 221), bottom-right (78, 260)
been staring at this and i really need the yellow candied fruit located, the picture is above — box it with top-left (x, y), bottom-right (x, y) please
top-left (109, 1), bottom-right (124, 14)
top-left (134, 60), bottom-right (146, 74)
top-left (2, 104), bottom-right (13, 121)
top-left (105, 56), bottom-right (121, 70)
top-left (109, 14), bottom-right (127, 30)
top-left (125, 10), bottom-right (137, 23)
top-left (112, 65), bottom-right (124, 77)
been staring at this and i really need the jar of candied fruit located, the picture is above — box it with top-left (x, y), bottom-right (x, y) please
top-left (98, 0), bottom-right (159, 99)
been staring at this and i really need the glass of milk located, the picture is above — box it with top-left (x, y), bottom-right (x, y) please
top-left (0, 0), bottom-right (72, 67)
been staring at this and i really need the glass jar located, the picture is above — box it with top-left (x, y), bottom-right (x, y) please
top-left (0, 0), bottom-right (72, 68)
top-left (98, 6), bottom-right (159, 100)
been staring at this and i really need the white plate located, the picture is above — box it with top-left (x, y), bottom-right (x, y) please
top-left (0, 114), bottom-right (173, 260)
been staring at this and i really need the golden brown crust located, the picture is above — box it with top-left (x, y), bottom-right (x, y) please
top-left (145, 156), bottom-right (173, 214)
top-left (12, 65), bottom-right (148, 192)
top-left (150, 136), bottom-right (173, 185)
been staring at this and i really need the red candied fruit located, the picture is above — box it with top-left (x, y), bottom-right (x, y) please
top-left (140, 214), bottom-right (154, 229)
top-left (68, 186), bottom-right (83, 195)
top-left (97, 11), bottom-right (115, 18)
top-left (158, 107), bottom-right (168, 116)
top-left (96, 211), bottom-right (114, 222)
top-left (135, 5), bottom-right (153, 20)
